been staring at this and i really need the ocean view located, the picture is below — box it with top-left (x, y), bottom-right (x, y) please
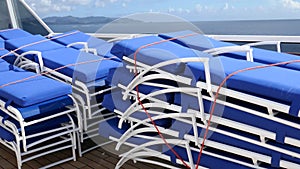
top-left (48, 19), bottom-right (300, 36)
top-left (47, 19), bottom-right (300, 53)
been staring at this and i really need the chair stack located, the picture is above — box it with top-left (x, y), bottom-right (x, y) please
top-left (97, 31), bottom-right (300, 169)
top-left (0, 33), bottom-right (80, 168)
top-left (0, 28), bottom-right (125, 157)
top-left (2, 28), bottom-right (300, 168)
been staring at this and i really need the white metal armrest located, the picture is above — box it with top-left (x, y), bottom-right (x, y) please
top-left (245, 41), bottom-right (281, 53)
top-left (122, 57), bottom-right (212, 100)
top-left (116, 112), bottom-right (198, 151)
top-left (67, 41), bottom-right (88, 49)
top-left (67, 42), bottom-right (97, 55)
top-left (80, 48), bottom-right (97, 55)
top-left (116, 139), bottom-right (192, 169)
top-left (107, 34), bottom-right (139, 43)
top-left (14, 51), bottom-right (44, 72)
top-left (204, 45), bottom-right (254, 62)
top-left (19, 62), bottom-right (41, 74)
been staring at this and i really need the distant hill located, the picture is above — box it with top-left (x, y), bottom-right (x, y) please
top-left (43, 16), bottom-right (142, 25)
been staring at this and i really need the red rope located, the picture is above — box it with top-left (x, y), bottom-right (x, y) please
top-left (132, 34), bottom-right (300, 168)
top-left (2, 29), bottom-right (299, 168)
top-left (195, 59), bottom-right (300, 169)
top-left (133, 33), bottom-right (198, 168)
top-left (0, 57), bottom-right (117, 89)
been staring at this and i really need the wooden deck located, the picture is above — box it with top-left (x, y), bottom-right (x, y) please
top-left (0, 139), bottom-right (169, 169)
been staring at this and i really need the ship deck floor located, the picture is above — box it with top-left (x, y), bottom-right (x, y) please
top-left (0, 139), bottom-right (169, 169)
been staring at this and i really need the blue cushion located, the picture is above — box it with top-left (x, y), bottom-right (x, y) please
top-left (0, 49), bottom-right (16, 64)
top-left (52, 30), bottom-right (118, 60)
top-left (16, 96), bottom-right (73, 120)
top-left (251, 48), bottom-right (300, 71)
top-left (175, 93), bottom-right (300, 142)
top-left (98, 117), bottom-right (153, 147)
top-left (5, 35), bottom-right (64, 54)
top-left (40, 48), bottom-right (122, 83)
top-left (52, 30), bottom-right (107, 49)
top-left (0, 113), bottom-right (70, 142)
top-left (111, 36), bottom-right (208, 74)
top-left (0, 58), bottom-right (12, 72)
top-left (102, 89), bottom-right (132, 112)
top-left (170, 119), bottom-right (300, 167)
top-left (187, 56), bottom-right (300, 116)
top-left (98, 117), bottom-right (131, 139)
top-left (0, 29), bottom-right (32, 40)
top-left (0, 39), bottom-right (4, 49)
top-left (160, 30), bottom-right (300, 71)
top-left (0, 69), bottom-right (72, 107)
top-left (163, 145), bottom-right (252, 169)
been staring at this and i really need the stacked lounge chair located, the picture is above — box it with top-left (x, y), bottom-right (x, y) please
top-left (97, 32), bottom-right (300, 168)
top-left (2, 27), bottom-right (300, 168)
top-left (0, 29), bottom-right (122, 158)
top-left (0, 38), bottom-right (80, 168)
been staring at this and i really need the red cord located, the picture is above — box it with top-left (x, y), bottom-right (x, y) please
top-left (132, 35), bottom-right (300, 168)
top-left (133, 33), bottom-right (198, 168)
top-left (0, 57), bottom-right (117, 89)
top-left (2, 30), bottom-right (300, 168)
top-left (195, 59), bottom-right (300, 169)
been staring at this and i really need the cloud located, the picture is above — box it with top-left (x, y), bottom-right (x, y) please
top-left (223, 3), bottom-right (229, 10)
top-left (195, 4), bottom-right (202, 12)
top-left (167, 7), bottom-right (191, 14)
top-left (26, 0), bottom-right (73, 15)
top-left (95, 0), bottom-right (105, 7)
top-left (282, 0), bottom-right (300, 9)
top-left (25, 0), bottom-right (130, 16)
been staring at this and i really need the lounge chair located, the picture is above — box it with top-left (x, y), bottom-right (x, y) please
top-left (2, 29), bottom-right (123, 156)
top-left (98, 116), bottom-right (265, 169)
top-left (0, 59), bottom-right (80, 168)
top-left (101, 34), bottom-right (300, 168)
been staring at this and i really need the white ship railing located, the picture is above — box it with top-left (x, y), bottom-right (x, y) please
top-left (92, 33), bottom-right (300, 44)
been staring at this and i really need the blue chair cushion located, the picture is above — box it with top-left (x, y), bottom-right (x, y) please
top-left (111, 36), bottom-right (209, 74)
top-left (0, 49), bottom-right (16, 64)
top-left (0, 113), bottom-right (70, 142)
top-left (187, 56), bottom-right (300, 116)
top-left (51, 30), bottom-right (119, 60)
top-left (175, 93), bottom-right (300, 143)
top-left (0, 69), bottom-right (72, 107)
top-left (0, 58), bottom-right (13, 72)
top-left (0, 39), bottom-right (4, 48)
top-left (52, 30), bottom-right (107, 49)
top-left (163, 145), bottom-right (252, 169)
top-left (0, 29), bottom-right (32, 40)
top-left (160, 30), bottom-right (300, 71)
top-left (5, 35), bottom-right (64, 54)
top-left (16, 95), bottom-right (73, 120)
top-left (98, 117), bottom-right (162, 148)
top-left (40, 48), bottom-right (122, 83)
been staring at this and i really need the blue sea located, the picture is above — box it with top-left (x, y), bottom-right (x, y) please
top-left (48, 19), bottom-right (300, 52)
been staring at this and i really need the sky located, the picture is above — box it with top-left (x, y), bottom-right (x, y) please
top-left (24, 0), bottom-right (300, 21)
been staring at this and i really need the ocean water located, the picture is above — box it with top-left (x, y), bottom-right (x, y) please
top-left (48, 19), bottom-right (300, 35)
top-left (48, 19), bottom-right (300, 52)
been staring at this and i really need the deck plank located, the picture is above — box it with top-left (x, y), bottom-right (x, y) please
top-left (0, 141), bottom-right (176, 169)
